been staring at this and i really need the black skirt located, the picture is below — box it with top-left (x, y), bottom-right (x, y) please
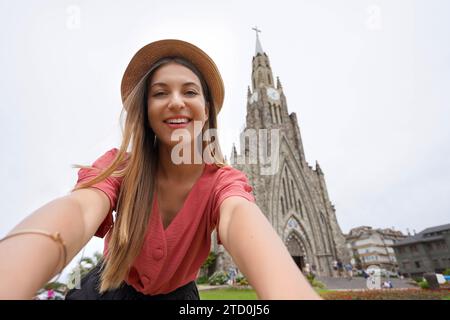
top-left (65, 264), bottom-right (200, 300)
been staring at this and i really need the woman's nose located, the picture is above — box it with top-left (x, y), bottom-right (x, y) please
top-left (168, 92), bottom-right (185, 109)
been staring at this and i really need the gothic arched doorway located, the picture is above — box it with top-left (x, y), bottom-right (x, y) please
top-left (286, 233), bottom-right (306, 271)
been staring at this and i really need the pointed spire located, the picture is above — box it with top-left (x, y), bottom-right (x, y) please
top-left (316, 161), bottom-right (323, 175)
top-left (252, 26), bottom-right (264, 55)
top-left (277, 76), bottom-right (283, 90)
top-left (247, 85), bottom-right (251, 97)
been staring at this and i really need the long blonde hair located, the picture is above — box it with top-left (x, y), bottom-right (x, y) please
top-left (72, 57), bottom-right (226, 292)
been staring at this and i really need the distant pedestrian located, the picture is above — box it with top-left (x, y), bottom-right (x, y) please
top-left (332, 260), bottom-right (338, 277)
top-left (345, 263), bottom-right (353, 280)
top-left (337, 260), bottom-right (343, 277)
top-left (304, 263), bottom-right (311, 277)
top-left (227, 266), bottom-right (237, 286)
top-left (311, 264), bottom-right (317, 277)
top-left (383, 280), bottom-right (393, 289)
top-left (362, 270), bottom-right (369, 279)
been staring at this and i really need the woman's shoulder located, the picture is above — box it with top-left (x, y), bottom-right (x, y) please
top-left (208, 163), bottom-right (252, 191)
top-left (209, 163), bottom-right (248, 179)
top-left (91, 147), bottom-right (129, 168)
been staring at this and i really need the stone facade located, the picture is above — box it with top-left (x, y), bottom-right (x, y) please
top-left (392, 224), bottom-right (450, 278)
top-left (213, 34), bottom-right (350, 276)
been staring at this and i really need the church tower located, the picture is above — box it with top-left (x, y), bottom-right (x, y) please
top-left (217, 28), bottom-right (350, 277)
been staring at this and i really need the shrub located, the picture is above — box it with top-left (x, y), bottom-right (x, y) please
top-left (306, 273), bottom-right (315, 282)
top-left (196, 275), bottom-right (209, 285)
top-left (202, 251), bottom-right (217, 269)
top-left (236, 275), bottom-right (249, 286)
top-left (443, 269), bottom-right (450, 276)
top-left (311, 279), bottom-right (326, 289)
top-left (419, 280), bottom-right (429, 289)
top-left (208, 271), bottom-right (228, 285)
top-left (320, 288), bottom-right (450, 300)
top-left (413, 277), bottom-right (423, 283)
top-left (304, 273), bottom-right (326, 289)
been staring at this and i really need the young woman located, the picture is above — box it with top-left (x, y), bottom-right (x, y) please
top-left (0, 39), bottom-right (321, 300)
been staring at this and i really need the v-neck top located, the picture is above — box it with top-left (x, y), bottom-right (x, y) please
top-left (155, 163), bottom-right (208, 232)
top-left (74, 148), bottom-right (255, 295)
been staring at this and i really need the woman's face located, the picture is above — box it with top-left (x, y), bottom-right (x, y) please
top-left (147, 62), bottom-right (209, 150)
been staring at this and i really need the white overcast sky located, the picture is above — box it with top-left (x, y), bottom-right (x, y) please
top-left (1, 0), bottom-right (449, 279)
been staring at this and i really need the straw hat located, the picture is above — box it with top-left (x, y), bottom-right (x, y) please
top-left (121, 39), bottom-right (225, 113)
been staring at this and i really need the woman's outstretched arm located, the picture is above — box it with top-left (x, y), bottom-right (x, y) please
top-left (0, 188), bottom-right (110, 299)
top-left (218, 196), bottom-right (322, 300)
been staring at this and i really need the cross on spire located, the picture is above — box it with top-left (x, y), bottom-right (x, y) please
top-left (252, 26), bottom-right (264, 55)
top-left (252, 26), bottom-right (261, 36)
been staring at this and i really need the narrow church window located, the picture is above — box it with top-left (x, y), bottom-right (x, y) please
top-left (282, 178), bottom-right (289, 210)
top-left (270, 103), bottom-right (276, 124)
top-left (276, 106), bottom-right (282, 124)
top-left (244, 136), bottom-right (249, 157)
top-left (320, 213), bottom-right (326, 225)
top-left (289, 179), bottom-right (295, 208)
top-left (268, 73), bottom-right (271, 85)
top-left (281, 196), bottom-right (285, 215)
top-left (298, 200), bottom-right (303, 218)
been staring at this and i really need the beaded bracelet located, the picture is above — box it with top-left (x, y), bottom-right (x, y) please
top-left (0, 229), bottom-right (67, 280)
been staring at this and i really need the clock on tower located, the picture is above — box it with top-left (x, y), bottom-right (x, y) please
top-left (266, 87), bottom-right (280, 101)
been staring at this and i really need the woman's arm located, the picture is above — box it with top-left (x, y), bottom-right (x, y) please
top-left (0, 188), bottom-right (110, 299)
top-left (218, 196), bottom-right (322, 300)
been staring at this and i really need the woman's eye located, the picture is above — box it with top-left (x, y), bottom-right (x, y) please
top-left (153, 92), bottom-right (166, 97)
top-left (186, 91), bottom-right (198, 96)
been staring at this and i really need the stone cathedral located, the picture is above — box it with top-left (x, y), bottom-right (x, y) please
top-left (213, 31), bottom-right (349, 277)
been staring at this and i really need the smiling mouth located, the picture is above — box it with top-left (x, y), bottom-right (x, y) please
top-left (163, 118), bottom-right (192, 124)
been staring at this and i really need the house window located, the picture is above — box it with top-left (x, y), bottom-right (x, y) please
top-left (433, 259), bottom-right (440, 268)
top-left (415, 261), bottom-right (421, 268)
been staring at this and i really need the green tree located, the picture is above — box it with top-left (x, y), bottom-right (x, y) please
top-left (200, 251), bottom-right (217, 277)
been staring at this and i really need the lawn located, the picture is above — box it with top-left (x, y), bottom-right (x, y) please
top-left (200, 288), bottom-right (258, 300)
top-left (199, 287), bottom-right (450, 300)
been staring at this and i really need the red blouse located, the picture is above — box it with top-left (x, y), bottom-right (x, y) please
top-left (74, 148), bottom-right (255, 295)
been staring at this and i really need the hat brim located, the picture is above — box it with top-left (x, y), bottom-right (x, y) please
top-left (121, 39), bottom-right (224, 114)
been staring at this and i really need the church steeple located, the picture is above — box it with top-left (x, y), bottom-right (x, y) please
top-left (251, 27), bottom-right (275, 91)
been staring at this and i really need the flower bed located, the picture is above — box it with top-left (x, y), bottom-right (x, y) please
top-left (320, 288), bottom-right (450, 300)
